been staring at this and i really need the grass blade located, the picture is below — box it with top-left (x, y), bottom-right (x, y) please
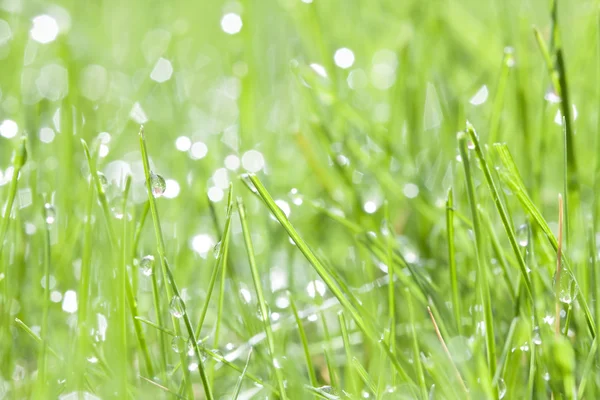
top-left (237, 197), bottom-right (288, 399)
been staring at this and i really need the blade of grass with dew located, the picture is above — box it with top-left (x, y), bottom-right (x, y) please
top-left (457, 131), bottom-right (496, 392)
top-left (466, 123), bottom-right (533, 300)
top-left (232, 348), bottom-right (254, 400)
top-left (245, 173), bottom-right (416, 388)
top-left (195, 184), bottom-right (233, 337)
top-left (138, 126), bottom-right (211, 399)
top-left (494, 143), bottom-right (597, 338)
top-left (81, 139), bottom-right (155, 376)
top-left (237, 197), bottom-right (287, 399)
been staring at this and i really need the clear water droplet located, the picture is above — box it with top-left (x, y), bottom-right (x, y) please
top-left (557, 267), bottom-right (576, 304)
top-left (213, 241), bottom-right (222, 259)
top-left (171, 336), bottom-right (190, 353)
top-left (256, 304), bottom-right (270, 321)
top-left (97, 172), bottom-right (108, 192)
top-left (532, 327), bottom-right (542, 345)
top-left (517, 224), bottom-right (528, 247)
top-left (467, 140), bottom-right (475, 150)
top-left (498, 378), bottom-right (507, 399)
top-left (169, 295), bottom-right (185, 318)
top-left (44, 203), bottom-right (56, 224)
top-left (149, 172), bottom-right (166, 198)
top-left (139, 255), bottom-right (154, 276)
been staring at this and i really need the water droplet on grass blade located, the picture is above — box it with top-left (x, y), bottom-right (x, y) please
top-left (149, 172), bottom-right (166, 198)
top-left (517, 224), bottom-right (528, 247)
top-left (213, 241), bottom-right (222, 259)
top-left (44, 203), bottom-right (56, 224)
top-left (97, 172), bottom-right (108, 192)
top-left (169, 295), bottom-right (185, 318)
top-left (171, 336), bottom-right (190, 353)
top-left (139, 255), bottom-right (154, 276)
top-left (498, 378), bottom-right (507, 399)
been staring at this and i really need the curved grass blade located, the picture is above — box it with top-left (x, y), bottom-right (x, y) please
top-left (245, 173), bottom-right (415, 389)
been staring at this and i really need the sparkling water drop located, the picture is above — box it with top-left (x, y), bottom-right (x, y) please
top-left (557, 267), bottom-right (576, 305)
top-left (139, 255), bottom-right (154, 276)
top-left (213, 241), bottom-right (222, 259)
top-left (517, 224), bottom-right (528, 247)
top-left (97, 172), bottom-right (108, 192)
top-left (44, 203), bottom-right (56, 224)
top-left (149, 172), bottom-right (166, 198)
top-left (169, 295), bottom-right (185, 318)
top-left (498, 378), bottom-right (507, 399)
top-left (171, 336), bottom-right (190, 353)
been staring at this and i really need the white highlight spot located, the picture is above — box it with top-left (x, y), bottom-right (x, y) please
top-left (403, 183), bottom-right (419, 198)
top-left (208, 186), bottom-right (224, 202)
top-left (224, 154), bottom-right (240, 170)
top-left (0, 119), bottom-right (18, 138)
top-left (163, 179), bottom-right (180, 199)
top-left (310, 63), bottom-right (328, 78)
top-left (175, 136), bottom-right (191, 151)
top-left (363, 201), bottom-right (377, 214)
top-left (334, 48), bottom-right (355, 69)
top-left (150, 57), bottom-right (173, 83)
top-left (191, 234), bottom-right (215, 258)
top-left (190, 142), bottom-right (208, 159)
top-left (62, 290), bottom-right (78, 313)
top-left (221, 13), bottom-right (242, 35)
top-left (241, 150), bottom-right (265, 172)
top-left (30, 15), bottom-right (59, 44)
top-left (306, 280), bottom-right (326, 298)
top-left (469, 85), bottom-right (488, 106)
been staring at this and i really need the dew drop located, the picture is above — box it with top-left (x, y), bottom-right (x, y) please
top-left (171, 336), bottom-right (190, 353)
top-left (169, 295), bottom-right (185, 319)
top-left (498, 378), bottom-right (507, 399)
top-left (97, 172), bottom-right (108, 192)
top-left (149, 172), bottom-right (166, 198)
top-left (213, 241), bottom-right (222, 259)
top-left (44, 203), bottom-right (56, 224)
top-left (139, 255), bottom-right (154, 276)
top-left (557, 267), bottom-right (576, 305)
top-left (516, 224), bottom-right (528, 247)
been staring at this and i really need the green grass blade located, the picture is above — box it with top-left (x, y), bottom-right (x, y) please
top-left (138, 126), bottom-right (210, 399)
top-left (457, 130), bottom-right (497, 389)
top-left (237, 197), bottom-right (288, 399)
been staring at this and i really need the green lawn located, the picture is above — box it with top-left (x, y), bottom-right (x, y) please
top-left (1, 0), bottom-right (599, 398)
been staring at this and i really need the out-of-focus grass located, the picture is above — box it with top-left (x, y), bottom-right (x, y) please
top-left (1, 0), bottom-right (600, 398)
